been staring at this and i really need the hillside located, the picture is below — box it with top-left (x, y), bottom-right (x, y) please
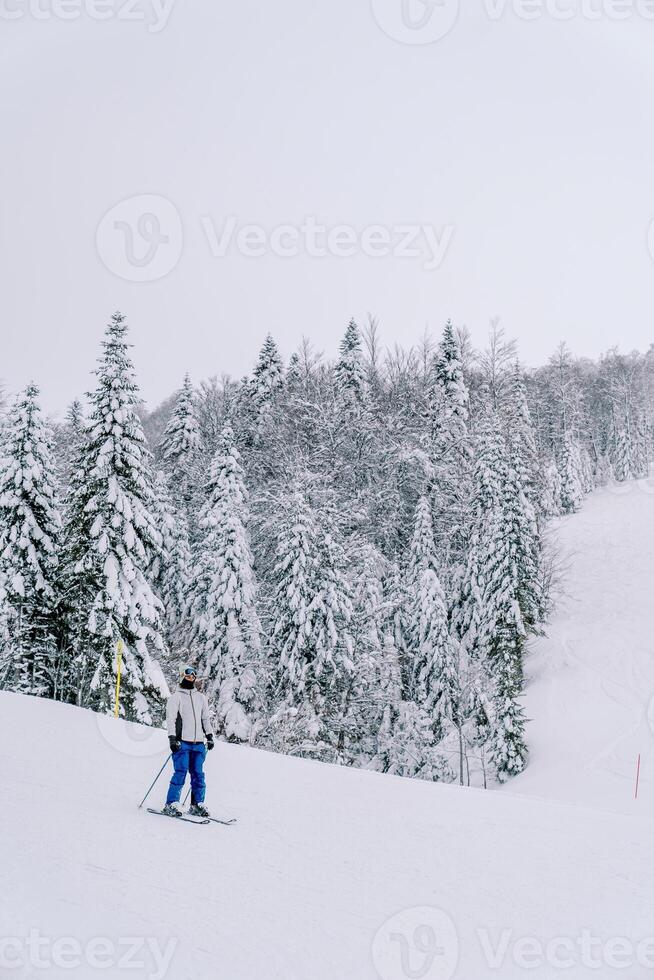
top-left (2, 484), bottom-right (654, 979)
top-left (515, 482), bottom-right (654, 812)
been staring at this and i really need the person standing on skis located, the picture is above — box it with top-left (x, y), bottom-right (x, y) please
top-left (163, 667), bottom-right (215, 818)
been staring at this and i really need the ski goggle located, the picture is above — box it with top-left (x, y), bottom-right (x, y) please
top-left (183, 667), bottom-right (196, 678)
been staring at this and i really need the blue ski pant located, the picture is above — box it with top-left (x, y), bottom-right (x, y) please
top-left (166, 741), bottom-right (207, 805)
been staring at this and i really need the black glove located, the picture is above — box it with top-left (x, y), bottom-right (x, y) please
top-left (206, 734), bottom-right (215, 751)
top-left (169, 737), bottom-right (181, 753)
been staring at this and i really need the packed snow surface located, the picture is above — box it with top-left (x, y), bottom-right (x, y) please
top-left (2, 483), bottom-right (654, 979)
top-left (515, 482), bottom-right (654, 811)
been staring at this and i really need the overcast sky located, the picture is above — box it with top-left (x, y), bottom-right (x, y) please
top-left (2, 0), bottom-right (654, 414)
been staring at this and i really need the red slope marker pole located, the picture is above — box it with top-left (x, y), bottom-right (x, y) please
top-left (635, 754), bottom-right (641, 801)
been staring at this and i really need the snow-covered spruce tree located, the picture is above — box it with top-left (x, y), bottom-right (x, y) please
top-left (430, 320), bottom-right (470, 458)
top-left (150, 470), bottom-right (193, 651)
top-left (268, 487), bottom-right (354, 759)
top-left (453, 407), bottom-right (528, 781)
top-left (541, 459), bottom-right (563, 518)
top-left (504, 398), bottom-right (545, 631)
top-left (612, 423), bottom-right (632, 483)
top-left (505, 365), bottom-right (540, 509)
top-left (63, 313), bottom-right (169, 723)
top-left (633, 414), bottom-right (650, 478)
top-left (247, 334), bottom-right (284, 439)
top-left (427, 321), bottom-right (472, 563)
top-left (487, 621), bottom-right (529, 783)
top-left (285, 351), bottom-right (303, 391)
top-left (0, 384), bottom-right (62, 697)
top-left (53, 398), bottom-right (86, 488)
top-left (482, 494), bottom-right (531, 778)
top-left (188, 426), bottom-right (262, 742)
top-left (334, 318), bottom-right (368, 408)
top-left (374, 629), bottom-right (404, 771)
top-left (559, 432), bottom-right (585, 512)
top-left (405, 496), bottom-right (459, 744)
top-left (347, 543), bottom-right (386, 758)
top-left (453, 408), bottom-right (506, 656)
top-left (160, 373), bottom-right (201, 515)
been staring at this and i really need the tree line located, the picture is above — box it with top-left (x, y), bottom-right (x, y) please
top-left (0, 313), bottom-right (652, 785)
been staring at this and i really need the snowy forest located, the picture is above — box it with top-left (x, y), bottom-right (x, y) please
top-left (1, 312), bottom-right (652, 787)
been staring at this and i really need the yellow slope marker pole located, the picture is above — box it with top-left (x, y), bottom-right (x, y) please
top-left (114, 640), bottom-right (123, 718)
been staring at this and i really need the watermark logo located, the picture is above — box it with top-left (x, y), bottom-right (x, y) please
top-left (372, 0), bottom-right (654, 43)
top-left (95, 710), bottom-right (167, 758)
top-left (371, 0), bottom-right (460, 44)
top-left (0, 931), bottom-right (177, 979)
top-left (476, 927), bottom-right (654, 971)
top-left (0, 0), bottom-right (176, 32)
top-left (372, 907), bottom-right (459, 980)
top-left (201, 215), bottom-right (454, 271)
top-left (96, 194), bottom-right (183, 282)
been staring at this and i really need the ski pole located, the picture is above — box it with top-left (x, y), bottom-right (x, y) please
top-left (138, 754), bottom-right (172, 809)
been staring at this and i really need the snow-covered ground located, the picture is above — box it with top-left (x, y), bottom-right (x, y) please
top-left (3, 482), bottom-right (654, 979)
top-left (515, 481), bottom-right (654, 812)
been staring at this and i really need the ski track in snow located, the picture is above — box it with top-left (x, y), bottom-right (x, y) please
top-left (3, 482), bottom-right (654, 978)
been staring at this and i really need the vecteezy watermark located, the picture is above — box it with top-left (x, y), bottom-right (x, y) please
top-left (0, 0), bottom-right (176, 32)
top-left (96, 194), bottom-right (183, 283)
top-left (96, 197), bottom-right (454, 279)
top-left (371, 909), bottom-right (654, 976)
top-left (0, 932), bottom-right (178, 979)
top-left (95, 709), bottom-right (167, 758)
top-left (201, 215), bottom-right (454, 271)
top-left (372, 0), bottom-right (654, 44)
top-left (371, 0), bottom-right (461, 44)
top-left (372, 907), bottom-right (460, 980)
top-left (476, 928), bottom-right (654, 971)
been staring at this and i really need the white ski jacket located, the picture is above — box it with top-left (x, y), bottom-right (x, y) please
top-left (166, 687), bottom-right (214, 744)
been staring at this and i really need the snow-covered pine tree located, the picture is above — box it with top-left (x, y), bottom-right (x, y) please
top-left (405, 495), bottom-right (458, 744)
top-left (188, 426), bottom-right (262, 743)
top-left (348, 542), bottom-right (387, 759)
top-left (430, 320), bottom-right (470, 457)
top-left (268, 486), bottom-right (354, 759)
top-left (286, 352), bottom-right (302, 390)
top-left (54, 398), bottom-right (86, 488)
top-left (161, 373), bottom-right (199, 466)
top-left (453, 408), bottom-right (506, 655)
top-left (160, 373), bottom-right (201, 515)
top-left (453, 406), bottom-right (529, 781)
top-left (0, 384), bottom-right (62, 697)
top-left (488, 624), bottom-right (529, 783)
top-left (541, 459), bottom-right (563, 518)
top-left (334, 318), bottom-right (367, 408)
top-left (64, 313), bottom-right (169, 723)
top-left (559, 432), bottom-right (585, 512)
top-left (633, 413), bottom-right (650, 478)
top-left (374, 629), bottom-right (404, 771)
top-left (248, 334), bottom-right (284, 437)
top-left (151, 470), bottom-right (193, 651)
top-left (505, 365), bottom-right (540, 508)
top-left (504, 403), bottom-right (545, 632)
top-left (427, 320), bottom-right (472, 564)
top-left (612, 422), bottom-right (632, 483)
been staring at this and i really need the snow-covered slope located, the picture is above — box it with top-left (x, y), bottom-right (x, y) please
top-left (1, 692), bottom-right (652, 979)
top-left (515, 482), bottom-right (654, 812)
top-left (3, 483), bottom-right (654, 979)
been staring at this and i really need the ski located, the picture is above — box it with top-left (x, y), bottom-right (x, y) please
top-left (206, 816), bottom-right (237, 826)
top-left (147, 808), bottom-right (210, 825)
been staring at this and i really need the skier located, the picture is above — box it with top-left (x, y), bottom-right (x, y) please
top-left (163, 666), bottom-right (215, 818)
